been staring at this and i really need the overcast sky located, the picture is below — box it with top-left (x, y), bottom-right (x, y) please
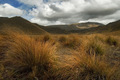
top-left (0, 0), bottom-right (120, 25)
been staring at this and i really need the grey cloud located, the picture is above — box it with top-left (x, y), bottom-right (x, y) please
top-left (29, 0), bottom-right (120, 25)
top-left (82, 7), bottom-right (119, 19)
top-left (37, 10), bottom-right (75, 21)
top-left (49, 4), bottom-right (62, 12)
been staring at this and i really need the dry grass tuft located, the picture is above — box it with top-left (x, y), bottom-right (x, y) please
top-left (42, 34), bottom-right (52, 42)
top-left (74, 52), bottom-right (116, 80)
top-left (0, 31), bottom-right (57, 79)
top-left (106, 36), bottom-right (119, 46)
top-left (59, 34), bottom-right (81, 48)
top-left (76, 35), bottom-right (106, 56)
top-left (86, 41), bottom-right (106, 55)
top-left (59, 35), bottom-right (67, 43)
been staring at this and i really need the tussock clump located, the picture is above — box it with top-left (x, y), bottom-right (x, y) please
top-left (42, 34), bottom-right (52, 42)
top-left (106, 36), bottom-right (118, 46)
top-left (1, 32), bottom-right (57, 79)
top-left (74, 53), bottom-right (116, 80)
top-left (94, 35), bottom-right (106, 42)
top-left (59, 36), bottom-right (67, 43)
top-left (83, 35), bottom-right (107, 56)
top-left (0, 31), bottom-right (26, 61)
top-left (86, 41), bottom-right (105, 55)
top-left (60, 35), bottom-right (81, 48)
top-left (40, 34), bottom-right (57, 46)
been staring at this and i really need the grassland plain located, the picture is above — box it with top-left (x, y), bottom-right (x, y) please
top-left (0, 30), bottom-right (119, 80)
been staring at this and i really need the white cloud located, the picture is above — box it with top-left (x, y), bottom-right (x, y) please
top-left (18, 0), bottom-right (120, 25)
top-left (30, 18), bottom-right (65, 26)
top-left (0, 3), bottom-right (24, 17)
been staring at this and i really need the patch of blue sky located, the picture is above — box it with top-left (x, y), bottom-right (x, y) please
top-left (0, 0), bottom-right (22, 7)
top-left (0, 0), bottom-right (36, 11)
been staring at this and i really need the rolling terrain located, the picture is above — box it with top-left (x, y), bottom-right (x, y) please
top-left (0, 17), bottom-right (47, 35)
top-left (70, 20), bottom-right (120, 34)
top-left (36, 22), bottom-right (104, 34)
top-left (1, 16), bottom-right (120, 35)
top-left (0, 16), bottom-right (119, 80)
top-left (46, 22), bottom-right (103, 31)
top-left (34, 23), bottom-right (68, 34)
top-left (0, 16), bottom-right (104, 34)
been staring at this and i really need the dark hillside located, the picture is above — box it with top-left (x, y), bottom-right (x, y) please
top-left (0, 17), bottom-right (47, 35)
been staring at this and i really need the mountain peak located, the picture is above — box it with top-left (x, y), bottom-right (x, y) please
top-left (0, 17), bottom-right (47, 35)
top-left (10, 16), bottom-right (27, 20)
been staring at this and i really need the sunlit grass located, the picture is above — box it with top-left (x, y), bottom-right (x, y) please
top-left (106, 36), bottom-right (119, 46)
top-left (74, 52), bottom-right (116, 80)
top-left (0, 31), bottom-right (57, 79)
top-left (0, 30), bottom-right (119, 80)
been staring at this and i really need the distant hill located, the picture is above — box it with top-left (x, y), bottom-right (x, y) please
top-left (1, 16), bottom-right (119, 35)
top-left (0, 17), bottom-right (47, 35)
top-left (47, 22), bottom-right (103, 31)
top-left (103, 20), bottom-right (120, 31)
top-left (34, 24), bottom-right (68, 34)
top-left (34, 22), bottom-right (103, 34)
top-left (72, 22), bottom-right (103, 28)
top-left (70, 20), bottom-right (120, 34)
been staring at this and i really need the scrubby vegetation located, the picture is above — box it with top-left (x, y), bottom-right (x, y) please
top-left (59, 34), bottom-right (81, 48)
top-left (0, 31), bottom-right (119, 80)
top-left (86, 40), bottom-right (106, 55)
top-left (74, 53), bottom-right (116, 80)
top-left (106, 36), bottom-right (119, 46)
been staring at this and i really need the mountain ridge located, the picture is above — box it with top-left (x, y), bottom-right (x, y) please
top-left (46, 22), bottom-right (104, 31)
top-left (0, 16), bottom-right (120, 35)
top-left (0, 16), bottom-right (47, 35)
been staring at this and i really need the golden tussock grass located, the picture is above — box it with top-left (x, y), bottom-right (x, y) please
top-left (67, 34), bottom-right (119, 80)
top-left (106, 36), bottom-right (119, 46)
top-left (86, 40), bottom-right (106, 55)
top-left (75, 34), bottom-right (107, 56)
top-left (74, 52), bottom-right (117, 80)
top-left (0, 31), bottom-right (57, 80)
top-left (59, 34), bottom-right (81, 48)
top-left (0, 31), bottom-right (119, 80)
